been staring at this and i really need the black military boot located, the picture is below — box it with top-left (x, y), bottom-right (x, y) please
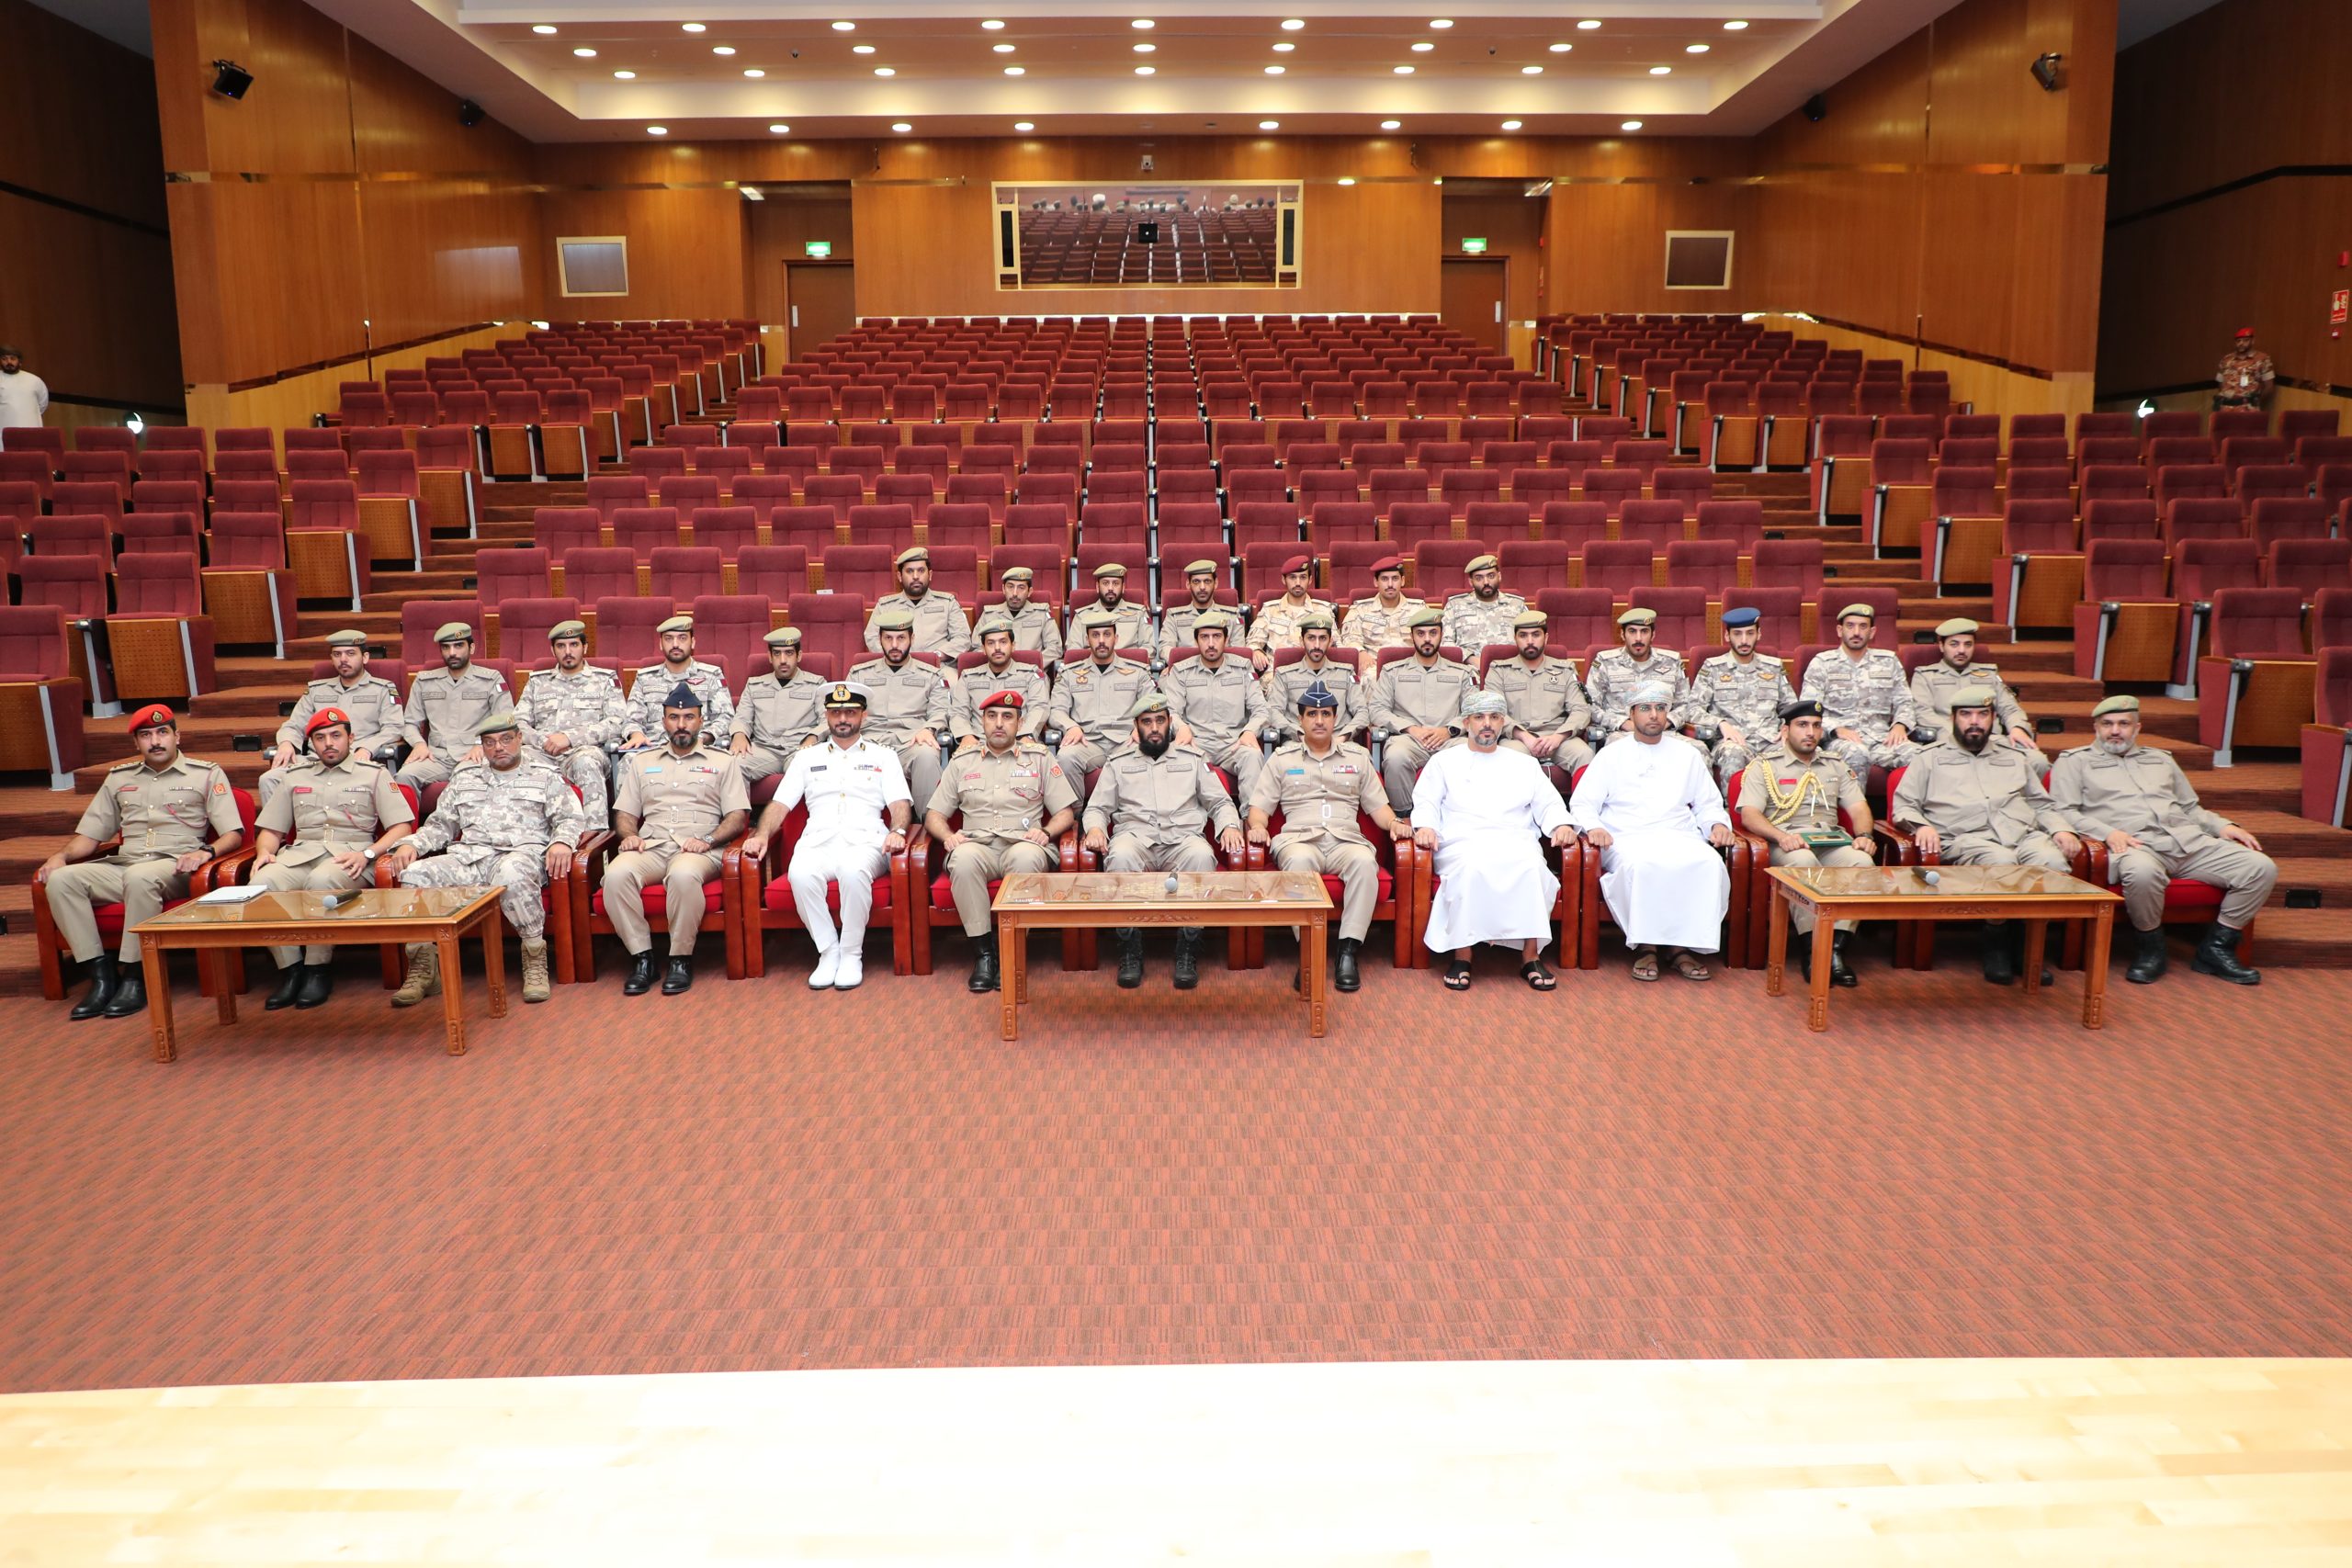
top-left (70, 954), bottom-right (119, 1021)
top-left (1829, 931), bottom-right (1858, 988)
top-left (1115, 929), bottom-right (1144, 988)
top-left (103, 967), bottom-right (148, 1019)
top-left (968, 932), bottom-right (1000, 993)
top-left (2190, 922), bottom-right (2261, 985)
top-left (1172, 928), bottom-right (1204, 990)
top-left (662, 955), bottom-right (695, 995)
top-left (1333, 936), bottom-right (1362, 992)
top-left (266, 963), bottom-right (305, 1010)
top-left (1980, 923), bottom-right (2016, 986)
top-left (294, 963), bottom-right (334, 1010)
top-left (2125, 925), bottom-right (2169, 984)
top-left (623, 951), bottom-right (658, 995)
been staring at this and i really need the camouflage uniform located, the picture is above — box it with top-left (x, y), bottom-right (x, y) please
top-left (1440, 591), bottom-right (1529, 658)
top-left (396, 663), bottom-right (513, 791)
top-left (396, 754), bottom-right (584, 939)
top-left (948, 660), bottom-right (1051, 748)
top-left (1263, 657), bottom-right (1365, 741)
top-left (626, 659), bottom-right (735, 743)
top-left (1047, 652), bottom-right (1157, 795)
top-left (730, 666), bottom-right (832, 781)
top-left (1690, 652), bottom-right (1798, 783)
top-left (1482, 651), bottom-right (1594, 777)
top-left (1369, 653), bottom-right (1477, 812)
top-left (1586, 648), bottom-right (1702, 753)
top-left (846, 653), bottom-right (951, 810)
top-left (863, 591), bottom-right (974, 659)
top-left (1340, 594), bottom-right (1428, 657)
top-left (1247, 594), bottom-right (1336, 659)
top-left (1802, 647), bottom-right (1923, 778)
top-left (1161, 650), bottom-right (1272, 800)
top-left (252, 753), bottom-right (413, 965)
top-left (263, 671), bottom-right (402, 801)
top-left (516, 665), bottom-right (629, 820)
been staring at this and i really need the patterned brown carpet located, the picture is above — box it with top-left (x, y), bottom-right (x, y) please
top-left (4, 932), bottom-right (2348, 1393)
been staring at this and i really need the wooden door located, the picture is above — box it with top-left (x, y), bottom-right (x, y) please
top-left (1441, 258), bottom-right (1508, 353)
top-left (785, 263), bottom-right (856, 357)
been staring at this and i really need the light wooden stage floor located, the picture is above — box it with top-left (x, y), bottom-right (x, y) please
top-left (4, 1357), bottom-right (2348, 1565)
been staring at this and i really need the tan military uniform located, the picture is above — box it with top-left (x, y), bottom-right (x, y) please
top-left (1000, 603), bottom-right (1064, 665)
top-left (1246, 739), bottom-right (1389, 940)
top-left (1586, 648), bottom-right (1700, 751)
top-left (626, 659), bottom-right (735, 741)
top-left (252, 754), bottom-right (413, 964)
top-left (396, 663), bottom-right (513, 791)
top-left (1161, 653), bottom-right (1272, 799)
top-left (864, 591), bottom-right (974, 659)
top-left (1910, 661), bottom-right (2038, 754)
top-left (605, 742), bottom-right (751, 955)
top-left (1248, 594), bottom-right (1335, 659)
top-left (846, 653), bottom-right (952, 809)
top-left (925, 739), bottom-right (1079, 935)
top-left (264, 671), bottom-right (403, 799)
top-left (1071, 598), bottom-right (1151, 651)
top-left (1263, 657), bottom-right (1365, 742)
top-left (1891, 741), bottom-right (2072, 870)
top-left (1341, 594), bottom-right (1428, 657)
top-left (1082, 741), bottom-right (1240, 874)
top-left (948, 660), bottom-right (1050, 747)
top-left (1158, 599), bottom-right (1242, 663)
top-left (46, 754), bottom-right (243, 963)
top-left (2049, 743), bottom-right (2278, 930)
top-left (1370, 654), bottom-right (1478, 811)
top-left (1440, 590), bottom-right (1529, 658)
top-left (1047, 653), bottom-right (1157, 794)
top-left (1738, 744), bottom-right (1871, 933)
top-left (1482, 652), bottom-right (1594, 777)
top-left (1802, 647), bottom-right (1922, 778)
top-left (731, 667), bottom-right (831, 780)
top-left (1691, 653), bottom-right (1797, 782)
top-left (516, 665), bottom-right (629, 819)
top-left (398, 754), bottom-right (585, 940)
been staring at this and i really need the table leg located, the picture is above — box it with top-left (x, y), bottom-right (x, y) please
top-left (1806, 918), bottom-right (1834, 1032)
top-left (1765, 884), bottom-right (1789, 998)
top-left (436, 933), bottom-right (467, 1055)
top-left (1013, 920), bottom-right (1029, 1005)
top-left (1306, 916), bottom-right (1328, 1038)
top-left (482, 905), bottom-right (507, 1019)
top-left (998, 916), bottom-right (1022, 1041)
top-left (209, 951), bottom-right (237, 1025)
top-left (143, 944), bottom-right (175, 1064)
top-left (2022, 919), bottom-right (2047, 994)
top-left (2083, 905), bottom-right (2113, 1030)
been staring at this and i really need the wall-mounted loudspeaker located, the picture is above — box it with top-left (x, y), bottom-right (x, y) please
top-left (1801, 94), bottom-right (1826, 123)
top-left (2030, 52), bottom-right (2064, 92)
top-left (210, 59), bottom-right (254, 99)
top-left (458, 99), bottom-right (485, 128)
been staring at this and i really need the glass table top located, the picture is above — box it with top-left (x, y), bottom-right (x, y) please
top-left (1766, 864), bottom-right (2109, 899)
top-left (996, 872), bottom-right (1329, 908)
top-left (139, 886), bottom-right (502, 929)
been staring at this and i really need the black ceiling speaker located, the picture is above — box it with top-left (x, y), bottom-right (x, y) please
top-left (458, 99), bottom-right (486, 128)
top-left (210, 58), bottom-right (254, 99)
top-left (1801, 93), bottom-right (1826, 123)
top-left (2030, 52), bottom-right (2064, 92)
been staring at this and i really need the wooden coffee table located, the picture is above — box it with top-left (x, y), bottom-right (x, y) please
top-left (1764, 864), bottom-right (2122, 1032)
top-left (990, 871), bottom-right (1334, 1041)
top-left (130, 887), bottom-right (508, 1062)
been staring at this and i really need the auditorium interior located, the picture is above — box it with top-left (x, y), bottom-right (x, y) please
top-left (3, 0), bottom-right (2350, 1558)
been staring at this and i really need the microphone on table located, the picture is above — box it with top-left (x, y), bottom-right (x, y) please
top-left (1920, 869), bottom-right (1940, 889)
top-left (322, 890), bottom-right (358, 911)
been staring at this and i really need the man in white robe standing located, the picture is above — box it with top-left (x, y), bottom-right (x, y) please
top-left (1411, 690), bottom-right (1576, 991)
top-left (1568, 681), bottom-right (1734, 981)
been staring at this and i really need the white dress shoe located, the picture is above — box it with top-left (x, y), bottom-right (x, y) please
top-left (832, 950), bottom-right (865, 989)
top-left (808, 944), bottom-right (840, 989)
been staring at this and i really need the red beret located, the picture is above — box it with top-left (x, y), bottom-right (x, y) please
top-left (1372, 555), bottom-right (1404, 573)
top-left (305, 705), bottom-right (351, 738)
top-left (2235, 326), bottom-right (2255, 338)
top-left (1281, 554), bottom-right (1311, 574)
top-left (127, 704), bottom-right (175, 734)
top-left (978, 688), bottom-right (1024, 711)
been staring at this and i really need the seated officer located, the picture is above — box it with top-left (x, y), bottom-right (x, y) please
top-left (605, 683), bottom-right (752, 997)
top-left (1245, 680), bottom-right (1409, 992)
top-left (864, 546), bottom-right (974, 661)
top-left (1733, 698), bottom-right (1873, 988)
top-left (730, 626), bottom-right (830, 783)
top-left (40, 705), bottom-right (244, 1021)
top-left (1161, 609), bottom-right (1271, 802)
top-left (622, 615), bottom-right (733, 750)
top-left (924, 688), bottom-right (1078, 993)
top-left (514, 618), bottom-right (628, 821)
top-left (947, 613), bottom-right (1049, 754)
top-left (249, 707), bottom-right (416, 1010)
top-left (1080, 693), bottom-right (1245, 990)
top-left (263, 628), bottom-right (401, 802)
top-left (1481, 609), bottom-right (1592, 784)
top-left (396, 623), bottom-right (512, 792)
top-left (1368, 606), bottom-right (1476, 814)
top-left (1262, 612), bottom-right (1364, 743)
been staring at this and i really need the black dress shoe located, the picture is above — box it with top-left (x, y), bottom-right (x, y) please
top-left (969, 933), bottom-right (1000, 993)
top-left (103, 970), bottom-right (148, 1019)
top-left (294, 964), bottom-right (334, 1010)
top-left (1829, 932), bottom-right (1858, 989)
top-left (70, 955), bottom-right (119, 1021)
top-left (622, 952), bottom-right (658, 995)
top-left (662, 955), bottom-right (694, 995)
top-left (1333, 936), bottom-right (1361, 992)
top-left (1115, 929), bottom-right (1144, 989)
top-left (266, 964), bottom-right (305, 1010)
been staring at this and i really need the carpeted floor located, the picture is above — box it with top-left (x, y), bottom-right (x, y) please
top-left (5, 934), bottom-right (2349, 1393)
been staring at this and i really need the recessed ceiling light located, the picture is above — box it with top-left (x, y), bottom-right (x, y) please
top-left (891, 121), bottom-right (912, 131)
top-left (833, 21), bottom-right (856, 31)
top-left (711, 45), bottom-right (735, 55)
top-left (1430, 17), bottom-right (1454, 28)
top-left (1133, 41), bottom-right (1155, 51)
top-left (1003, 65), bottom-right (1023, 74)
top-left (742, 68), bottom-right (764, 77)
top-left (1393, 64), bottom-right (1415, 73)
top-left (1132, 18), bottom-right (1156, 28)
top-left (646, 125), bottom-right (667, 134)
top-left (1135, 64), bottom-right (1155, 73)
top-left (571, 46), bottom-right (596, 57)
top-left (875, 66), bottom-right (895, 75)
top-left (1270, 64), bottom-right (1292, 74)
top-left (1521, 64), bottom-right (1543, 73)
top-left (1272, 41), bottom-right (1295, 52)
top-left (531, 24), bottom-right (557, 35)
top-left (1724, 19), bottom-right (1749, 29)
top-left (1282, 17), bottom-right (1306, 30)
top-left (1259, 118), bottom-right (1279, 130)
top-left (853, 43), bottom-right (875, 53)
top-left (1549, 42), bottom-right (1572, 52)
top-left (1379, 118), bottom-right (1402, 130)
top-left (1500, 119), bottom-right (1522, 130)
top-left (1338, 176), bottom-right (1356, 185)
top-left (1013, 120), bottom-right (1035, 130)
top-left (1577, 18), bottom-right (1601, 29)
top-left (982, 19), bottom-right (1006, 30)
top-left (1687, 43), bottom-right (1710, 53)
top-left (1649, 64), bottom-right (1672, 74)
top-left (993, 42), bottom-right (1015, 52)
top-left (681, 22), bottom-right (705, 33)
top-left (612, 69), bottom-right (635, 78)
top-left (1621, 119), bottom-right (1643, 130)
top-left (1411, 40), bottom-right (1434, 51)
top-left (769, 123), bottom-right (789, 132)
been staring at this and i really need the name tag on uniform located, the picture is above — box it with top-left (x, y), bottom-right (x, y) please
top-left (1284, 767), bottom-right (1306, 775)
top-left (644, 766), bottom-right (664, 774)
top-left (293, 785), bottom-right (314, 795)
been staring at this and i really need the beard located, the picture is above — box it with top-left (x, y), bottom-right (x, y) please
top-left (1957, 728), bottom-right (1990, 754)
top-left (1137, 730), bottom-right (1172, 760)
top-left (2097, 736), bottom-right (2134, 756)
top-left (667, 728), bottom-right (699, 752)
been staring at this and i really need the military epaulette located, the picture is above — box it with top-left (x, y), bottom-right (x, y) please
top-left (107, 757), bottom-right (144, 771)
top-left (2055, 742), bottom-right (2097, 757)
top-left (1442, 592), bottom-right (1476, 605)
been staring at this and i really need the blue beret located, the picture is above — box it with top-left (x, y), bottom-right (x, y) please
top-left (662, 682), bottom-right (701, 711)
top-left (1298, 679), bottom-right (1340, 712)
top-left (1721, 607), bottom-right (1762, 629)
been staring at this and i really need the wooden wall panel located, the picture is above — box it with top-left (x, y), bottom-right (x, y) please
top-left (1439, 193), bottom-right (1547, 324)
top-left (1545, 181), bottom-right (1758, 317)
top-left (749, 197), bottom-right (854, 334)
top-left (0, 0), bottom-right (168, 225)
top-left (537, 188), bottom-right (750, 321)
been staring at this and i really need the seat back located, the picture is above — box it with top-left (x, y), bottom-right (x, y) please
top-left (821, 544), bottom-right (898, 604)
top-left (1624, 584), bottom-right (1707, 651)
top-left (2209, 586), bottom-right (2309, 658)
top-left (2268, 539), bottom-right (2352, 597)
top-left (690, 505), bottom-right (758, 560)
top-left (2163, 497), bottom-right (2246, 550)
top-left (1664, 538), bottom-right (1739, 596)
top-left (650, 546), bottom-right (724, 605)
top-left (2173, 537), bottom-right (2264, 602)
top-left (2251, 497), bottom-right (2333, 551)
top-left (474, 546), bottom-right (550, 610)
top-left (498, 596), bottom-right (582, 656)
top-left (1932, 465), bottom-right (1999, 516)
top-left (110, 549), bottom-right (204, 615)
top-left (1532, 587), bottom-right (1619, 653)
top-left (560, 547), bottom-right (640, 606)
top-left (206, 511), bottom-right (285, 569)
top-left (0, 604), bottom-right (73, 680)
top-left (735, 545), bottom-right (810, 603)
top-left (1581, 540), bottom-right (1654, 597)
top-left (2001, 499), bottom-right (2077, 553)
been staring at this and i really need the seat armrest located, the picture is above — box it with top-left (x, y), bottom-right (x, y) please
top-left (195, 847), bottom-right (258, 895)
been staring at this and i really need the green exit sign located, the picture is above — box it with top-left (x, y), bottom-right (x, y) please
top-left (1460, 237), bottom-right (1488, 254)
top-left (804, 240), bottom-right (832, 258)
